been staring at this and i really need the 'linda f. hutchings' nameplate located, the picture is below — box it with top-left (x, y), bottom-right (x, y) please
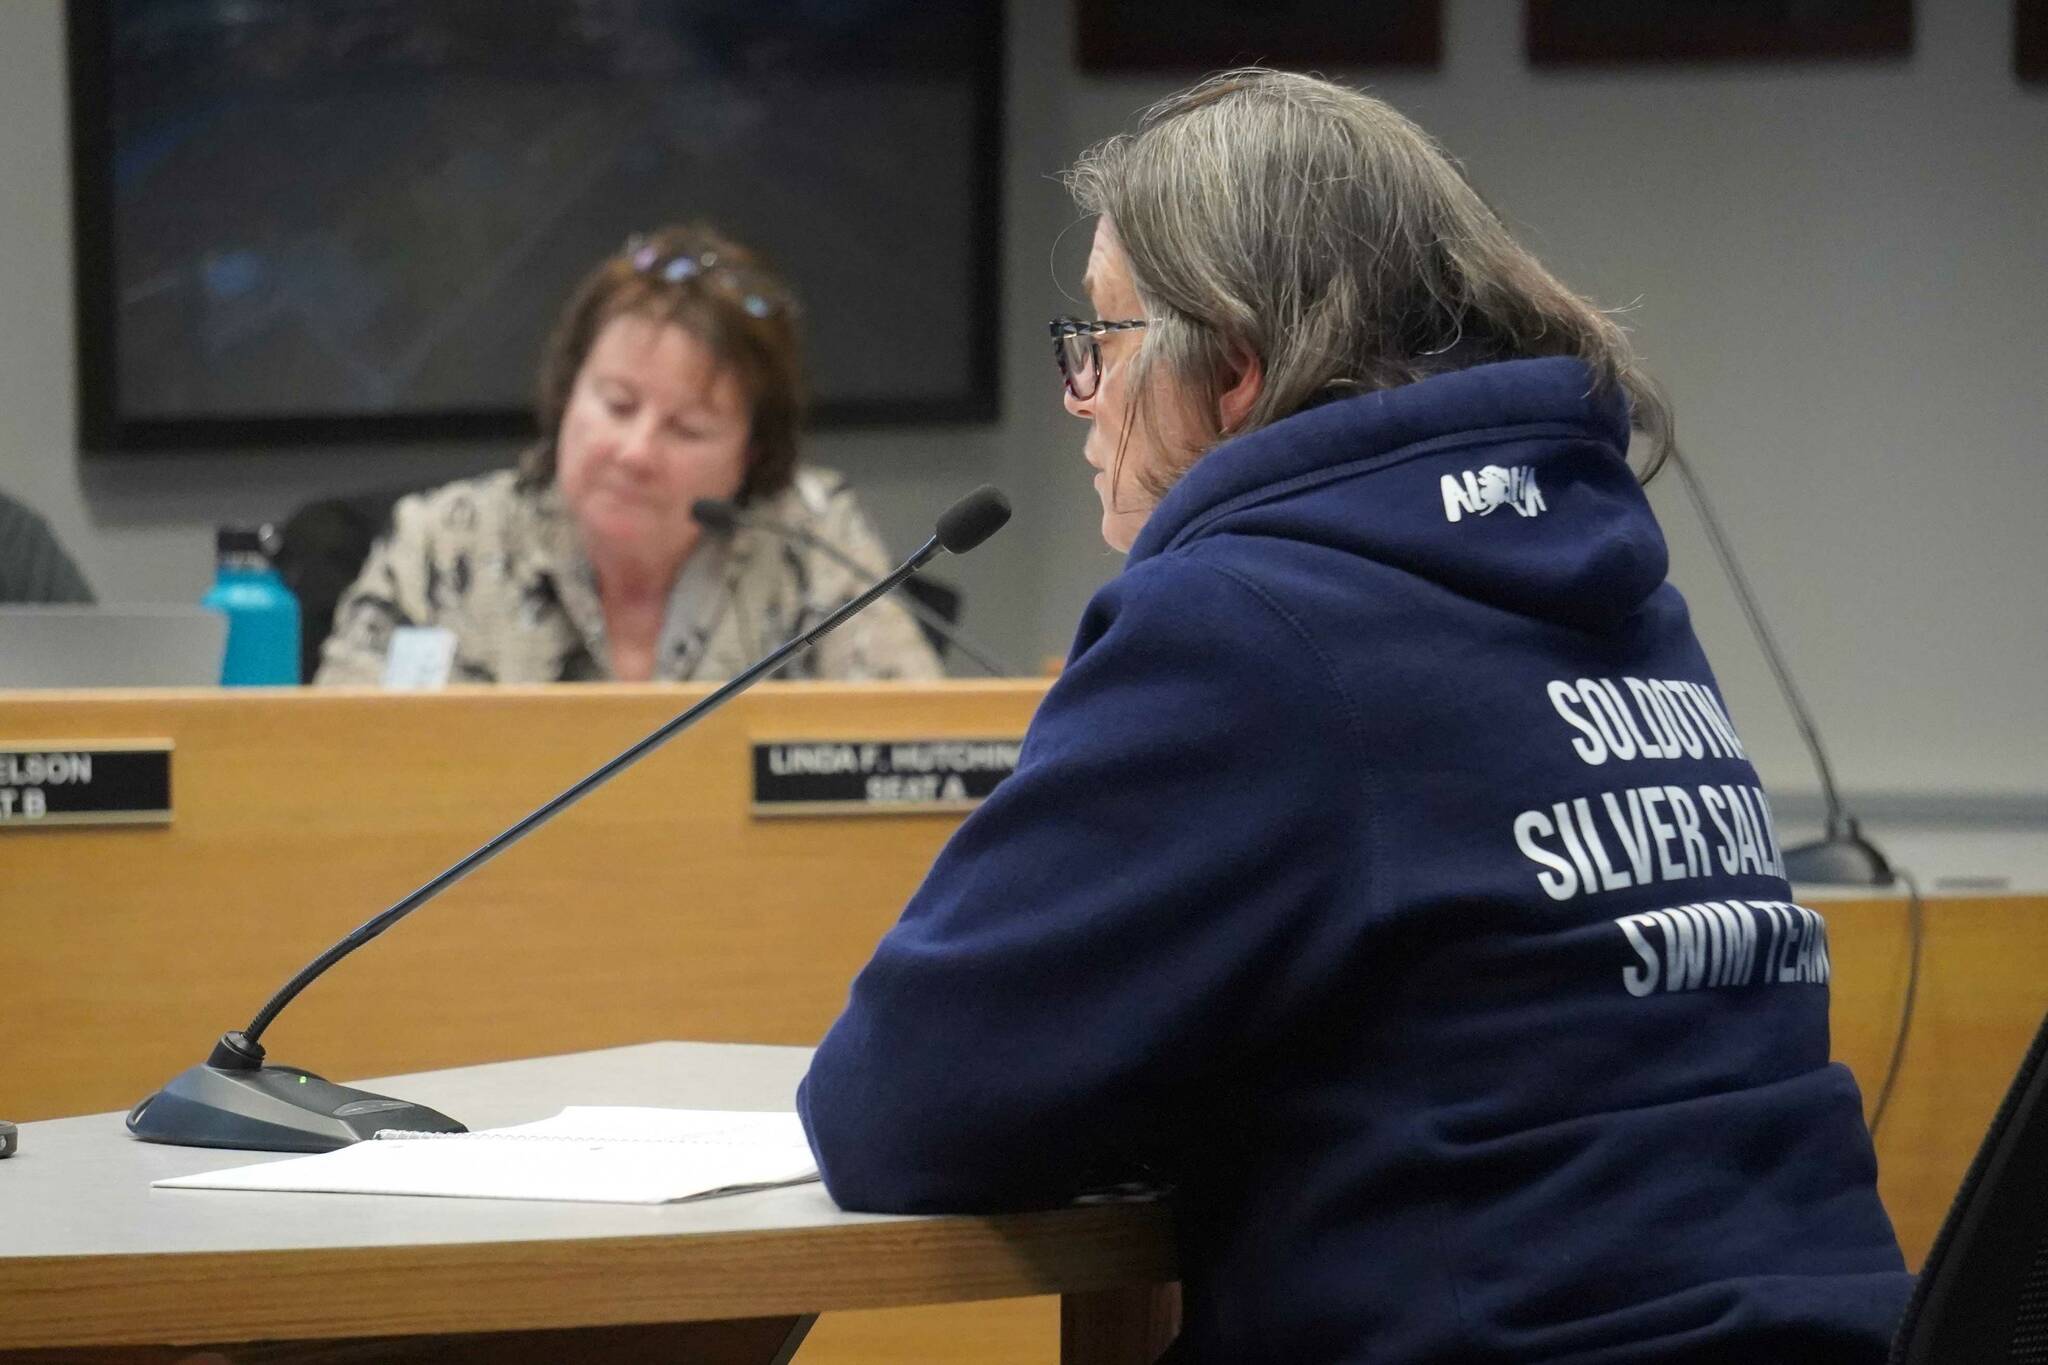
top-left (0, 741), bottom-right (172, 828)
top-left (752, 738), bottom-right (1022, 816)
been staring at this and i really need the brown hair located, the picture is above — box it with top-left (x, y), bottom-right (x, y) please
top-left (520, 223), bottom-right (806, 504)
top-left (1065, 69), bottom-right (1673, 500)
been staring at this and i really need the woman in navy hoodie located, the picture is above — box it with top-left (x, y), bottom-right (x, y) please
top-left (800, 69), bottom-right (1911, 1364)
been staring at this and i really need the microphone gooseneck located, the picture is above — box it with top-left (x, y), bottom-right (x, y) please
top-left (692, 488), bottom-right (1016, 676)
top-left (128, 489), bottom-right (1013, 1152)
top-left (1668, 447), bottom-right (1891, 886)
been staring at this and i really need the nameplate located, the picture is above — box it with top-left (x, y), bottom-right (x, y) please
top-left (0, 741), bottom-right (172, 828)
top-left (752, 738), bottom-right (1022, 816)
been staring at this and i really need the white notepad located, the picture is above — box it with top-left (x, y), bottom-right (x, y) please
top-left (153, 1107), bottom-right (821, 1205)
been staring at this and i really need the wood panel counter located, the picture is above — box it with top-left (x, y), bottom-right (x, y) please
top-left (0, 682), bottom-right (1050, 1122)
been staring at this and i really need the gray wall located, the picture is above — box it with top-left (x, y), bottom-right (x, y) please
top-left (4, 1), bottom-right (2043, 808)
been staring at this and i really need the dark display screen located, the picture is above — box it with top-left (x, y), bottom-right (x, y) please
top-left (71, 0), bottom-right (1003, 449)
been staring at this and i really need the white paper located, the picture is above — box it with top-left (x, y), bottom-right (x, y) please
top-left (381, 626), bottom-right (457, 689)
top-left (153, 1107), bottom-right (820, 1205)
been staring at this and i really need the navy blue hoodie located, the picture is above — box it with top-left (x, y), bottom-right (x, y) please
top-left (799, 358), bottom-right (1911, 1363)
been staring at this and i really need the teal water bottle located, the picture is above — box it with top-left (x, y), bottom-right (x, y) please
top-left (203, 525), bottom-right (301, 686)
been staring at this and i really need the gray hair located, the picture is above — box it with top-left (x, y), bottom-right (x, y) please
top-left (1064, 68), bottom-right (1673, 498)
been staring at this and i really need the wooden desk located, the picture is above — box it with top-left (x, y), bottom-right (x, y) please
top-left (0, 1042), bottom-right (1177, 1363)
top-left (1821, 890), bottom-right (2048, 1264)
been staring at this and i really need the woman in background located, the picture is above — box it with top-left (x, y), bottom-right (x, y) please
top-left (799, 70), bottom-right (1910, 1364)
top-left (316, 224), bottom-right (939, 684)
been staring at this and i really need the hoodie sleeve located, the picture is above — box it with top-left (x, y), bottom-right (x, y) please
top-left (798, 556), bottom-right (1373, 1212)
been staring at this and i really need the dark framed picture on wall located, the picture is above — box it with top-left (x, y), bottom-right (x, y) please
top-left (1526, 0), bottom-right (1913, 66)
top-left (2021, 0), bottom-right (2048, 81)
top-left (68, 1), bottom-right (1005, 454)
top-left (1076, 0), bottom-right (1441, 73)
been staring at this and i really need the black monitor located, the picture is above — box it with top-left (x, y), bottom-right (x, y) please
top-left (68, 1), bottom-right (1004, 453)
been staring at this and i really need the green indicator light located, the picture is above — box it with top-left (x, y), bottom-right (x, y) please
top-left (298, 1076), bottom-right (308, 1084)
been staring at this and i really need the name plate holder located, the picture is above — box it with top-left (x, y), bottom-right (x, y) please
top-left (0, 741), bottom-right (172, 828)
top-left (752, 737), bottom-right (1021, 816)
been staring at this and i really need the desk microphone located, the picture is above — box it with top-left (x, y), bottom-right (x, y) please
top-left (126, 487), bottom-right (1013, 1153)
top-left (1666, 449), bottom-right (1892, 886)
top-left (692, 499), bottom-right (1017, 676)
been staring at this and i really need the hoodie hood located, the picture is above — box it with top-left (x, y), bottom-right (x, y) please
top-left (1126, 357), bottom-right (1668, 633)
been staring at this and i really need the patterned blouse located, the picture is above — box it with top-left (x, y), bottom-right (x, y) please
top-left (313, 467), bottom-right (944, 685)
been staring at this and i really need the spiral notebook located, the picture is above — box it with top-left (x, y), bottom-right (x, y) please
top-left (152, 1107), bottom-right (820, 1205)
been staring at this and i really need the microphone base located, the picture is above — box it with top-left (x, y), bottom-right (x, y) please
top-left (1783, 828), bottom-right (1895, 888)
top-left (127, 1060), bottom-right (465, 1152)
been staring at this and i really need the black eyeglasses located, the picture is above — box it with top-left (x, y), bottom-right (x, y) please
top-left (1050, 316), bottom-right (1148, 400)
top-left (625, 235), bottom-right (796, 320)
